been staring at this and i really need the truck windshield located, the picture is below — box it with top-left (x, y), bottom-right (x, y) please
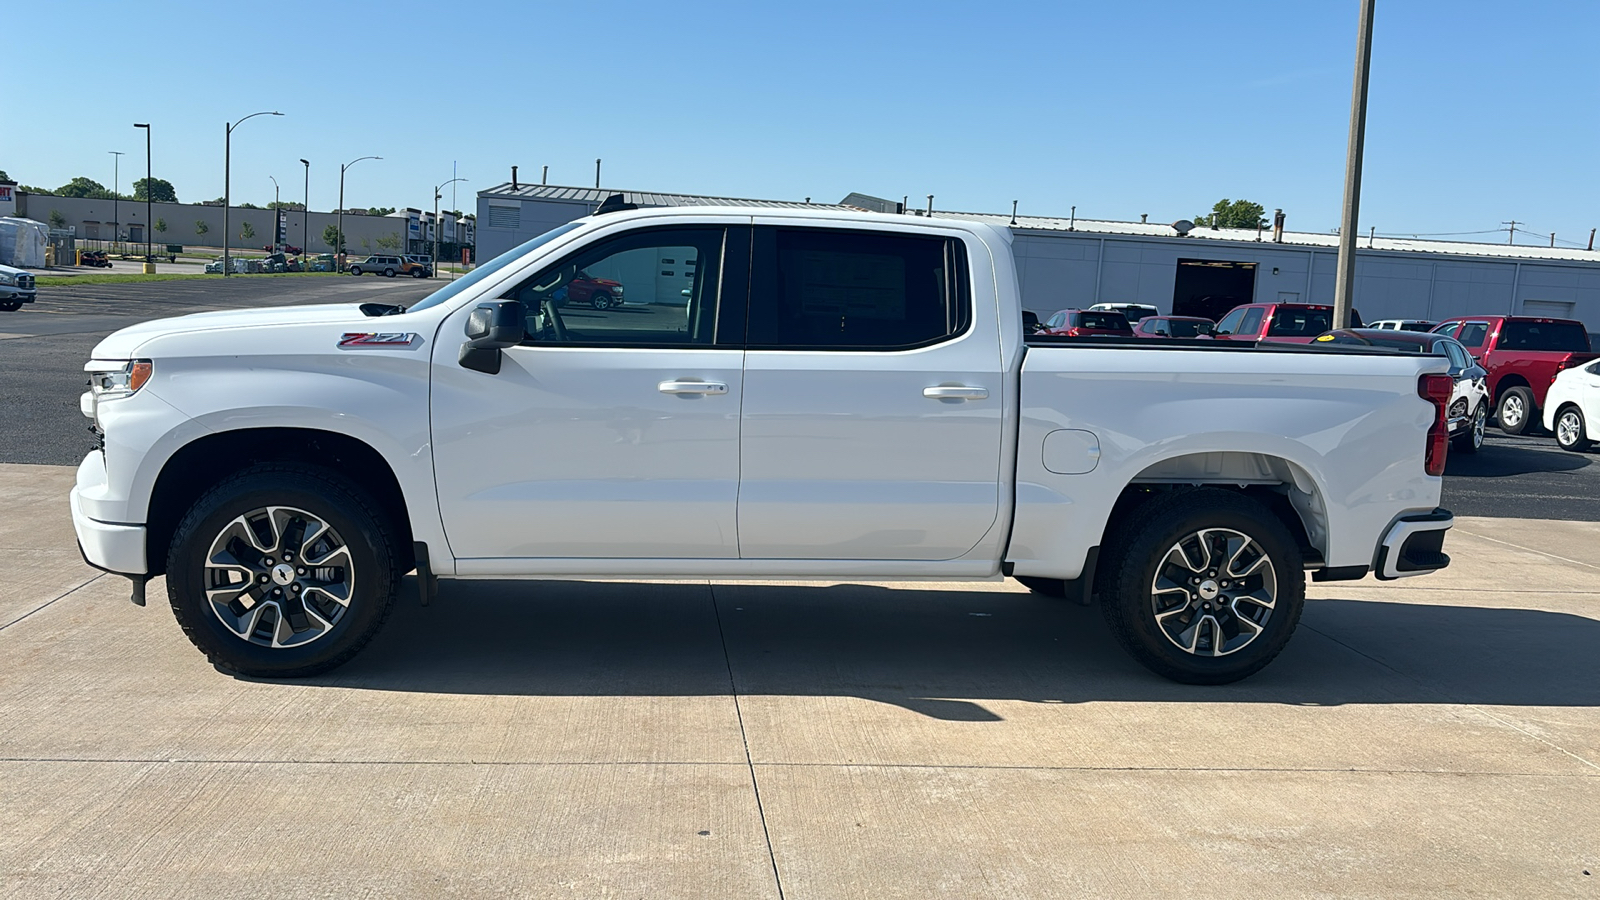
top-left (405, 222), bottom-right (584, 313)
top-left (1267, 308), bottom-right (1333, 336)
top-left (1498, 320), bottom-right (1590, 352)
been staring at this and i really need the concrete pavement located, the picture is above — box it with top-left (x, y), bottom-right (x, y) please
top-left (1, 463), bottom-right (1596, 898)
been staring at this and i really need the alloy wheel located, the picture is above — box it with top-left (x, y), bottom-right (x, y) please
top-left (1501, 394), bottom-right (1525, 429)
top-left (1472, 404), bottom-right (1486, 448)
top-left (1557, 410), bottom-right (1583, 448)
top-left (1150, 528), bottom-right (1277, 657)
top-left (203, 506), bottom-right (354, 648)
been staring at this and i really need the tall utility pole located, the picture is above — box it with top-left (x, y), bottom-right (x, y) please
top-left (434, 177), bottom-right (467, 278)
top-left (1502, 220), bottom-right (1519, 245)
top-left (338, 156), bottom-right (382, 268)
top-left (269, 176), bottom-right (280, 255)
top-left (1332, 0), bottom-right (1376, 330)
top-left (109, 151), bottom-right (124, 250)
top-left (300, 159), bottom-right (310, 259)
top-left (223, 110), bottom-right (284, 276)
top-left (134, 124), bottom-right (151, 264)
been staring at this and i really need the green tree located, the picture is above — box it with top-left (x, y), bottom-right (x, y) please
top-left (0, 170), bottom-right (7, 181)
top-left (1195, 198), bottom-right (1267, 230)
top-left (57, 176), bottom-right (110, 198)
top-left (195, 220), bottom-right (210, 237)
top-left (154, 218), bottom-right (167, 234)
top-left (20, 184), bottom-right (54, 195)
top-left (132, 177), bottom-right (177, 203)
top-left (238, 202), bottom-right (262, 210)
top-left (268, 200), bottom-right (305, 211)
top-left (240, 221), bottom-right (256, 241)
top-left (321, 224), bottom-right (344, 252)
top-left (366, 206), bottom-right (396, 216)
top-left (375, 232), bottom-right (401, 250)
top-left (49, 210), bottom-right (66, 229)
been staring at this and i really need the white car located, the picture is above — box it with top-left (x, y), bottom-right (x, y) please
top-left (1369, 319), bottom-right (1436, 332)
top-left (0, 262), bottom-right (37, 311)
top-left (71, 205), bottom-right (1456, 685)
top-left (1544, 359), bottom-right (1600, 452)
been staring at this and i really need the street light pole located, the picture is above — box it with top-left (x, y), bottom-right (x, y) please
top-left (109, 150), bottom-right (124, 252)
top-left (337, 155), bottom-right (382, 270)
top-left (269, 175), bottom-right (280, 255)
top-left (223, 110), bottom-right (283, 277)
top-left (134, 124), bottom-right (151, 263)
top-left (434, 177), bottom-right (466, 278)
top-left (300, 159), bottom-right (310, 260)
top-left (1333, 0), bottom-right (1377, 330)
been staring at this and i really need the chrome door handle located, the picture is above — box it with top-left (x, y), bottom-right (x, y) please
top-left (659, 380), bottom-right (728, 395)
top-left (923, 385), bottom-right (989, 400)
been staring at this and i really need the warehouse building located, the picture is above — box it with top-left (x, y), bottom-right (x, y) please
top-left (476, 182), bottom-right (1600, 336)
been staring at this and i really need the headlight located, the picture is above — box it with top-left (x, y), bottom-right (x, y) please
top-left (86, 359), bottom-right (154, 401)
top-left (0, 273), bottom-right (14, 285)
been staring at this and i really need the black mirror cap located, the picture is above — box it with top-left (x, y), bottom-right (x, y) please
top-left (464, 301), bottom-right (527, 347)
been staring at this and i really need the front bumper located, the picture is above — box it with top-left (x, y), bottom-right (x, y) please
top-left (1375, 508), bottom-right (1453, 580)
top-left (70, 452), bottom-right (147, 575)
top-left (0, 287), bottom-right (35, 303)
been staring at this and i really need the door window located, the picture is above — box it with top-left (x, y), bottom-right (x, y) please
top-left (1434, 322), bottom-right (1460, 338)
top-left (1239, 307), bottom-right (1264, 335)
top-left (505, 227), bottom-right (735, 346)
top-left (1046, 312), bottom-right (1066, 329)
top-left (1456, 322), bottom-right (1490, 350)
top-left (1215, 308), bottom-right (1246, 335)
top-left (747, 227), bottom-right (969, 349)
top-left (1441, 340), bottom-right (1470, 370)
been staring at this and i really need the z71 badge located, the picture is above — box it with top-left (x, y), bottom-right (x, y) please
top-left (338, 332), bottom-right (421, 349)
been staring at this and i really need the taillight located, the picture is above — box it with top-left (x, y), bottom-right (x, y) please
top-left (1418, 374), bottom-right (1452, 476)
top-left (1552, 359), bottom-right (1571, 384)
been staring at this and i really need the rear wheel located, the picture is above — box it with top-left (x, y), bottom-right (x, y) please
top-left (1555, 406), bottom-right (1592, 452)
top-left (166, 464), bottom-right (401, 678)
top-left (1497, 386), bottom-right (1536, 435)
top-left (1453, 402), bottom-right (1486, 453)
top-left (1100, 489), bottom-right (1305, 684)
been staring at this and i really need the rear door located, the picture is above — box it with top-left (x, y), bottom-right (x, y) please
top-left (737, 224), bottom-right (1006, 560)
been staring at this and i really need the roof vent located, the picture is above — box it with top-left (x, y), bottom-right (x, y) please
top-left (1172, 219), bottom-right (1195, 236)
top-left (595, 193), bottom-right (637, 216)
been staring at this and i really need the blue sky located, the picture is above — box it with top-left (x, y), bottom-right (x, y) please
top-left (5, 1), bottom-right (1596, 246)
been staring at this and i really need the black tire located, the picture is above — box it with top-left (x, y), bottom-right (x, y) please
top-left (1555, 405), bottom-right (1593, 452)
top-left (1497, 386), bottom-right (1536, 436)
top-left (166, 464), bottom-right (401, 678)
top-left (411, 268), bottom-right (425, 278)
top-left (1452, 401), bottom-right (1486, 453)
top-left (1014, 576), bottom-right (1068, 598)
top-left (0, 301), bottom-right (20, 312)
top-left (383, 268), bottom-right (396, 278)
top-left (1100, 489), bottom-right (1305, 684)
top-left (349, 266), bottom-right (362, 276)
top-left (590, 292), bottom-right (613, 310)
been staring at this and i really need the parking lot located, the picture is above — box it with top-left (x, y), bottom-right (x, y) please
top-left (2, 280), bottom-right (1597, 897)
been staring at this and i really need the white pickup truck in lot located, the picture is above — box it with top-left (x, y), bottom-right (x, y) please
top-left (73, 205), bottom-right (1456, 684)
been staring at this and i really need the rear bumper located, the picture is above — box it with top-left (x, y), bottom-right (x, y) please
top-left (1375, 508), bottom-right (1453, 580)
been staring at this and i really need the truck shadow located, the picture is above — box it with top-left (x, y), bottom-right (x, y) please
top-left (309, 579), bottom-right (1600, 717)
top-left (1446, 439), bottom-right (1590, 477)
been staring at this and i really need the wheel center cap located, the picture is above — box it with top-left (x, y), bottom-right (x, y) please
top-left (1197, 579), bottom-right (1221, 600)
top-left (270, 563), bottom-right (296, 586)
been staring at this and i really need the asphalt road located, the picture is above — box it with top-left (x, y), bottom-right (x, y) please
top-left (2, 279), bottom-right (1595, 520)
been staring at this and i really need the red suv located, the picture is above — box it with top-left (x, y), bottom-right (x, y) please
top-left (1211, 303), bottom-right (1358, 344)
top-left (556, 270), bottom-right (626, 310)
top-left (1430, 315), bottom-right (1597, 435)
top-left (1040, 308), bottom-right (1133, 337)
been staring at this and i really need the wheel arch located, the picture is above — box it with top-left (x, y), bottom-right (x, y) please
top-left (145, 427), bottom-right (414, 577)
top-left (1493, 373), bottom-right (1530, 401)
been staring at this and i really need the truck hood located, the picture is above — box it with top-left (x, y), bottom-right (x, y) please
top-left (0, 263), bottom-right (26, 278)
top-left (90, 303), bottom-right (370, 359)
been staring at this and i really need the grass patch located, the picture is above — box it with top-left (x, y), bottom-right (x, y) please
top-left (36, 271), bottom-right (347, 287)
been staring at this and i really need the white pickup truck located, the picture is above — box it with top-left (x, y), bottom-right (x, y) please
top-left (72, 205), bottom-right (1456, 684)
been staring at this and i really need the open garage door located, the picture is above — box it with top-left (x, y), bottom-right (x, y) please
top-left (1173, 259), bottom-right (1257, 321)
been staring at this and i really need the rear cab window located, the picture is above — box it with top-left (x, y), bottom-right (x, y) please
top-left (1266, 307), bottom-right (1332, 337)
top-left (1498, 320), bottom-right (1591, 352)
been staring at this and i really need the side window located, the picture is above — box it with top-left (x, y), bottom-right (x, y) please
top-left (1215, 308), bottom-right (1246, 335)
top-left (1047, 312), bottom-right (1066, 329)
top-left (1456, 322), bottom-right (1489, 349)
top-left (1239, 307), bottom-right (1265, 335)
top-left (1442, 341), bottom-right (1470, 370)
top-left (505, 226), bottom-right (731, 346)
top-left (1434, 322), bottom-right (1460, 338)
top-left (748, 227), bottom-right (969, 350)
top-left (1150, 319), bottom-right (1169, 335)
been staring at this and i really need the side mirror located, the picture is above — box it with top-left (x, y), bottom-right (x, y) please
top-left (459, 300), bottom-right (526, 375)
top-left (1197, 323), bottom-right (1215, 335)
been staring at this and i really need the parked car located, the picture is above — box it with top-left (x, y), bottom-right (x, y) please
top-left (349, 255), bottom-right (404, 277)
top-left (1040, 308), bottom-right (1133, 337)
top-left (1430, 315), bottom-right (1598, 435)
top-left (1544, 359), bottom-right (1600, 452)
top-left (1313, 329), bottom-right (1490, 452)
top-left (1022, 310), bottom-right (1041, 334)
top-left (399, 257), bottom-right (432, 278)
top-left (263, 245), bottom-right (303, 255)
top-left (1212, 303), bottom-right (1363, 343)
top-left (1133, 316), bottom-right (1214, 338)
top-left (1088, 302), bottom-right (1160, 322)
top-left (0, 262), bottom-right (38, 312)
top-left (79, 250), bottom-right (112, 268)
top-left (554, 269), bottom-right (625, 309)
top-left (1369, 319), bottom-right (1436, 332)
top-left (72, 206), bottom-right (1455, 686)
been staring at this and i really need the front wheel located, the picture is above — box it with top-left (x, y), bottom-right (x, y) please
top-left (411, 268), bottom-right (425, 278)
top-left (349, 267), bottom-right (362, 276)
top-left (1497, 386), bottom-right (1536, 435)
top-left (590, 292), bottom-right (614, 310)
top-left (166, 464), bottom-right (402, 678)
top-left (1100, 489), bottom-right (1305, 684)
top-left (1555, 406), bottom-right (1593, 452)
top-left (1453, 402), bottom-right (1486, 453)
top-left (0, 301), bottom-right (21, 312)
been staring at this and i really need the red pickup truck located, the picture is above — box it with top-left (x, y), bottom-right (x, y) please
top-left (1430, 315), bottom-right (1597, 435)
top-left (1211, 303), bottom-right (1359, 344)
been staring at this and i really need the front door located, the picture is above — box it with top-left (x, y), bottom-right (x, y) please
top-left (736, 224), bottom-right (1006, 560)
top-left (431, 224), bottom-right (747, 559)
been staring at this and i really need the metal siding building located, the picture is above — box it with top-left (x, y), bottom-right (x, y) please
top-left (477, 183), bottom-right (1600, 337)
